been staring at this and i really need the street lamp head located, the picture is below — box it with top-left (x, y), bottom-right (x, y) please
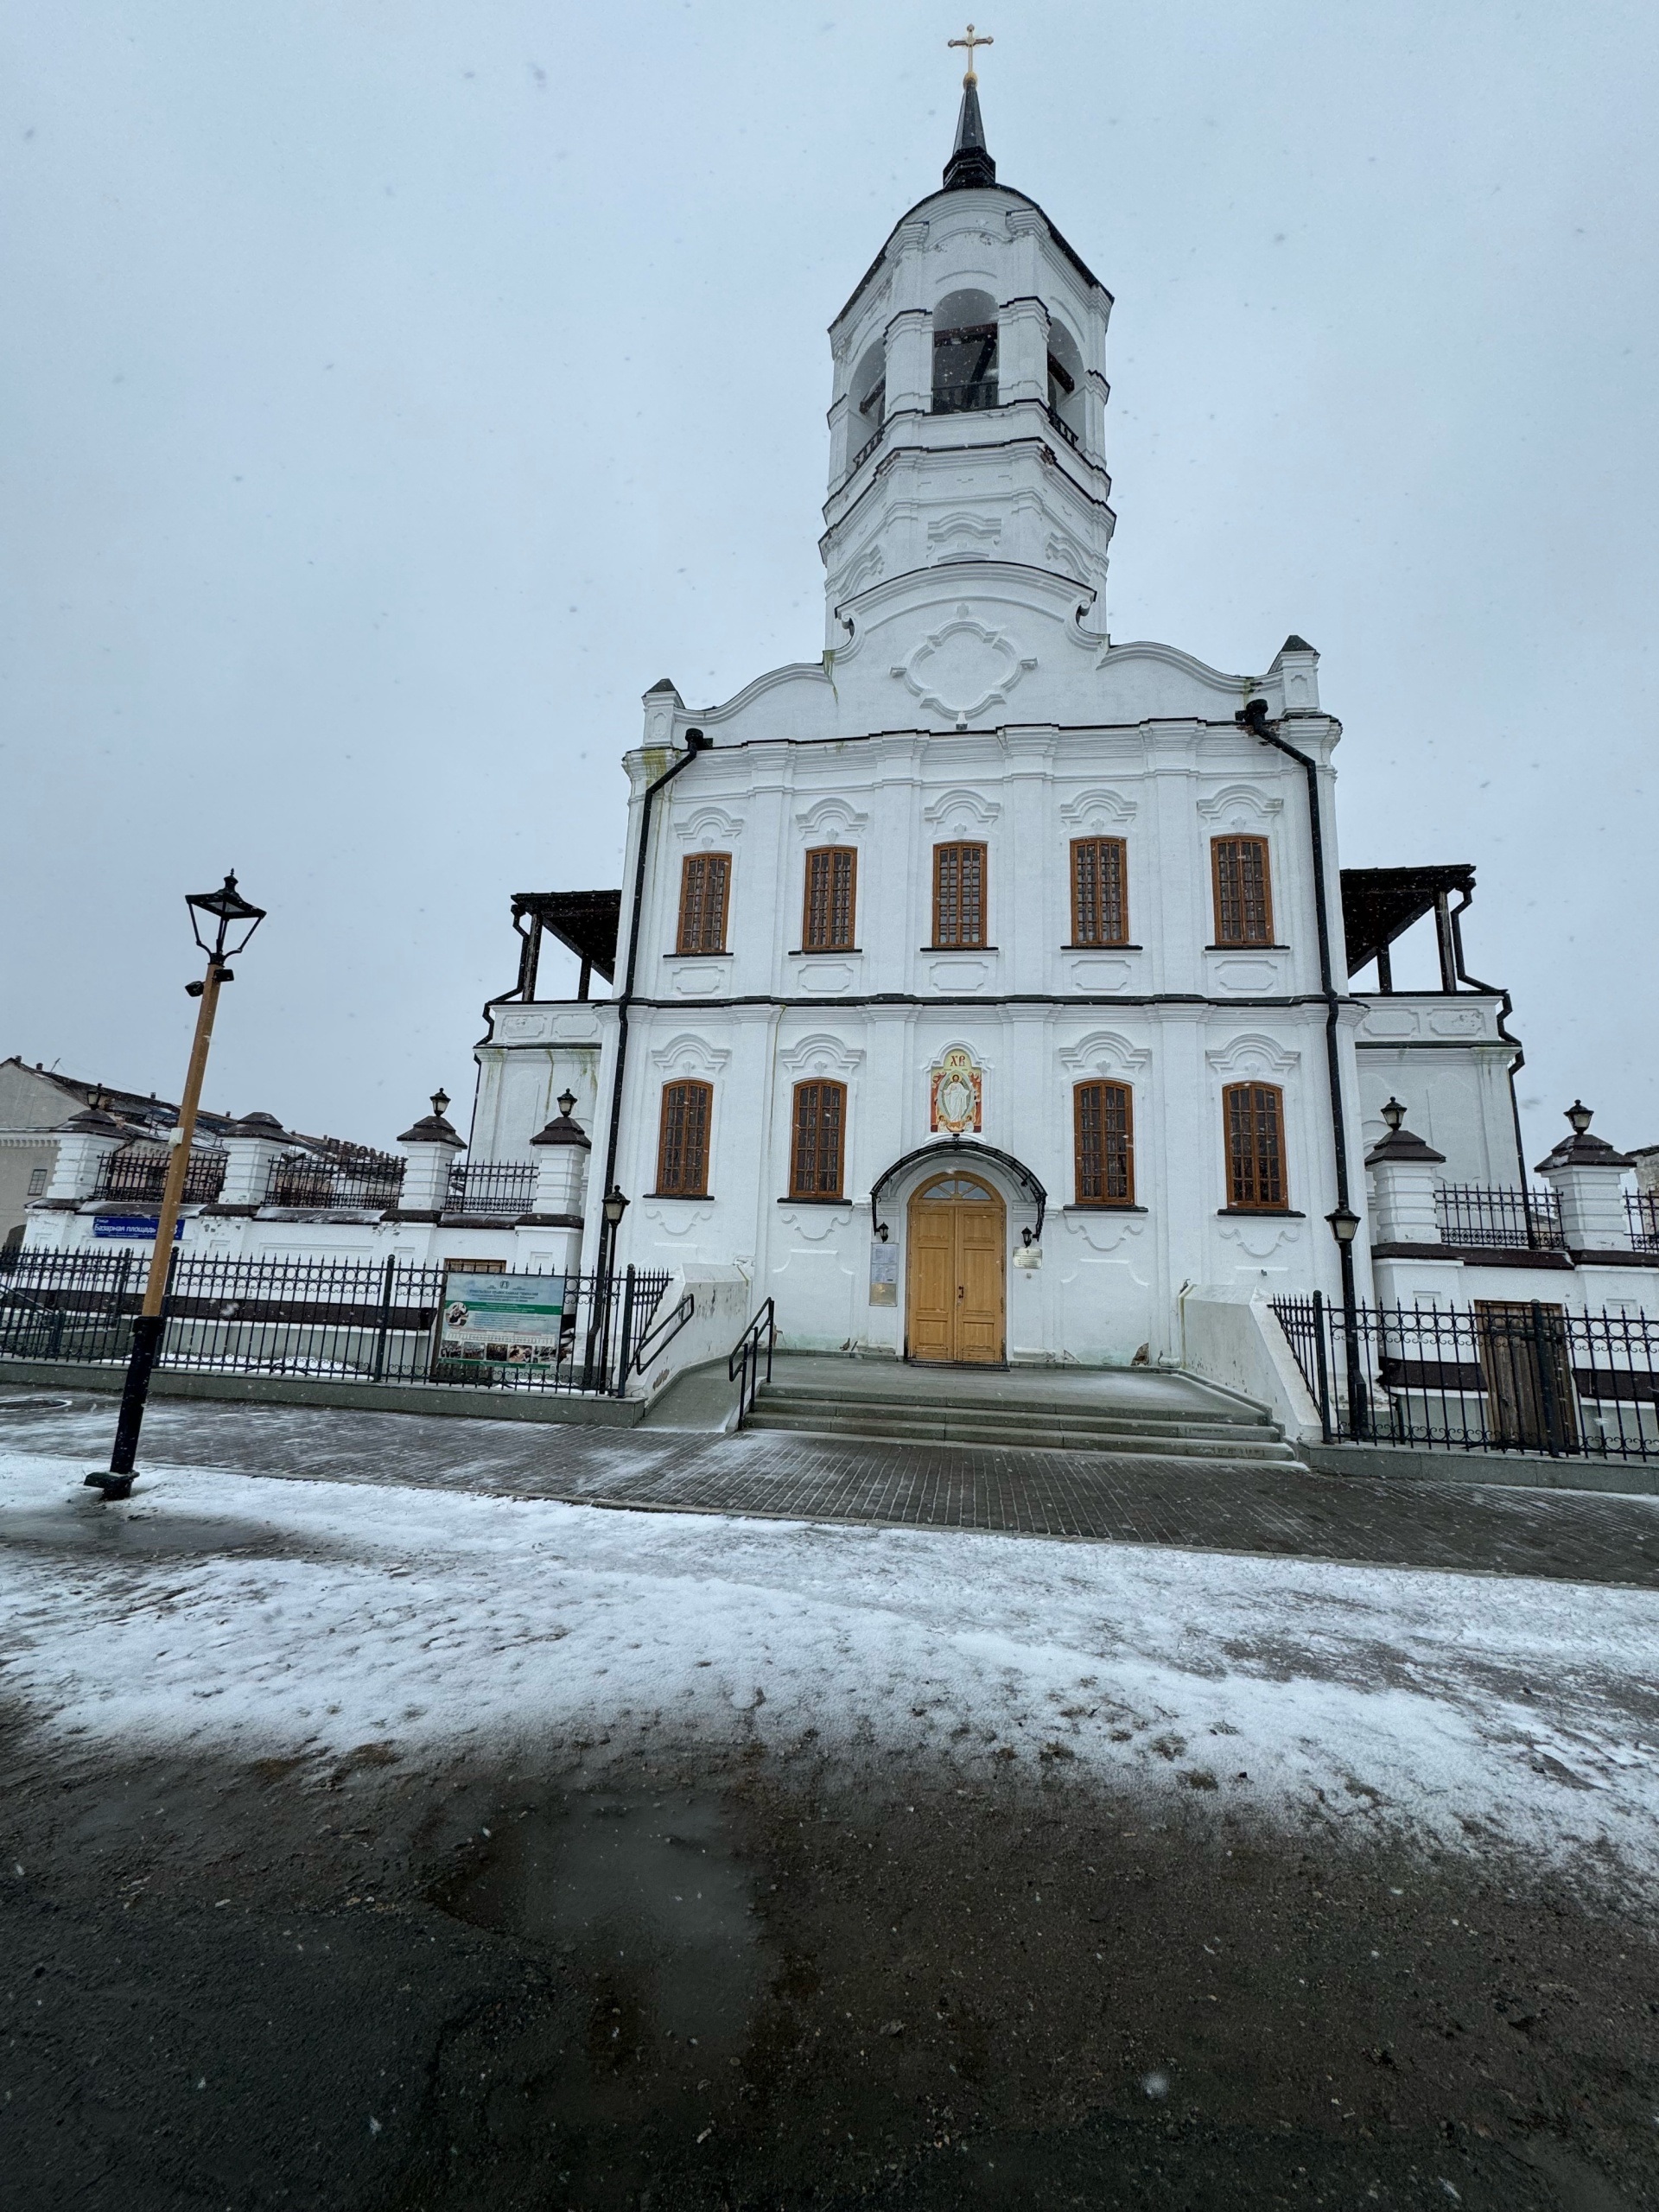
top-left (557, 1090), bottom-right (577, 1119)
top-left (430, 1089), bottom-right (451, 1121)
top-left (187, 872), bottom-right (266, 963)
top-left (1380, 1096), bottom-right (1406, 1133)
top-left (1566, 1099), bottom-right (1594, 1136)
top-left (601, 1185), bottom-right (629, 1230)
top-left (1325, 1202), bottom-right (1362, 1247)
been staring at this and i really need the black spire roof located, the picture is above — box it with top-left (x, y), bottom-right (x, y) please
top-left (943, 79), bottom-right (996, 190)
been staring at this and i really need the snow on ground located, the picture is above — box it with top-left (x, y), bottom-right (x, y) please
top-left (3, 1446), bottom-right (1658, 1883)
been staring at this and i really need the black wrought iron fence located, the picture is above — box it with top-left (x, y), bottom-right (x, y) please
top-left (1271, 1293), bottom-right (1658, 1462)
top-left (1433, 1184), bottom-right (1565, 1250)
top-left (0, 1249), bottom-right (670, 1398)
top-left (1629, 1194), bottom-right (1659, 1255)
top-left (97, 1147), bottom-right (226, 1205)
top-left (264, 1152), bottom-right (406, 1210)
top-left (445, 1162), bottom-right (538, 1217)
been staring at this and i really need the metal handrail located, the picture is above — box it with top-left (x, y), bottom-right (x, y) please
top-left (631, 1287), bottom-right (695, 1376)
top-left (727, 1297), bottom-right (776, 1426)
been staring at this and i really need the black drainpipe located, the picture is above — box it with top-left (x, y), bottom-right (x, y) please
top-left (595, 728), bottom-right (709, 1277)
top-left (1236, 696), bottom-right (1366, 1431)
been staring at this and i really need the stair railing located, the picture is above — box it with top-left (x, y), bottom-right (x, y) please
top-left (728, 1297), bottom-right (776, 1427)
top-left (629, 1287), bottom-right (696, 1378)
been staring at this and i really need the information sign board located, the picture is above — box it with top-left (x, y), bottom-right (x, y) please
top-left (432, 1268), bottom-right (567, 1374)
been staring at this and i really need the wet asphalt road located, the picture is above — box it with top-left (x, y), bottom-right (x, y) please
top-left (5, 1722), bottom-right (1656, 2212)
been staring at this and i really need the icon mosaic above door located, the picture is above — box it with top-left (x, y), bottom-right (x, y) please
top-left (930, 1046), bottom-right (982, 1135)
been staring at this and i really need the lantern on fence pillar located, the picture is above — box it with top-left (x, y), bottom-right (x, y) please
top-left (86, 873), bottom-right (266, 1500)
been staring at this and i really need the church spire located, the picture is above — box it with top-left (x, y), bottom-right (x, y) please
top-left (943, 23), bottom-right (996, 190)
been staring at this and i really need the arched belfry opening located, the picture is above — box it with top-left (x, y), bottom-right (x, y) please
top-left (1046, 315), bottom-right (1085, 440)
top-left (850, 340), bottom-right (886, 447)
top-left (932, 289), bottom-right (999, 416)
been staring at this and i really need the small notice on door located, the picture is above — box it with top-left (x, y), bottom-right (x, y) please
top-left (868, 1242), bottom-right (898, 1306)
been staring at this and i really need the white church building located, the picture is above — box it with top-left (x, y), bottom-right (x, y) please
top-left (463, 73), bottom-right (1655, 1373)
top-left (23, 70), bottom-right (1656, 1416)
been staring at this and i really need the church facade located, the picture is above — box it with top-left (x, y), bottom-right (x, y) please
top-left (467, 80), bottom-right (1620, 1369)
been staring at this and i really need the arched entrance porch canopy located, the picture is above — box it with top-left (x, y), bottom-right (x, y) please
top-left (869, 1140), bottom-right (1046, 1241)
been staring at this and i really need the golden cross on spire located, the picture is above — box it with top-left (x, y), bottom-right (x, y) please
top-left (949, 22), bottom-right (993, 86)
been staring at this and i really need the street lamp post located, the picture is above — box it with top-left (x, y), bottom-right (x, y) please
top-left (581, 1185), bottom-right (630, 1391)
top-left (86, 874), bottom-right (265, 1500)
top-left (1325, 1200), bottom-right (1367, 1440)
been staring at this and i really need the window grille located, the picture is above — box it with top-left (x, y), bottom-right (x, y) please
top-left (1224, 1082), bottom-right (1287, 1211)
top-left (802, 847), bottom-right (857, 951)
top-left (933, 842), bottom-right (987, 949)
top-left (27, 1167), bottom-right (48, 1196)
top-left (1073, 1082), bottom-right (1134, 1205)
top-left (789, 1081), bottom-right (846, 1200)
top-left (1211, 836), bottom-right (1274, 945)
top-left (677, 853), bottom-right (731, 955)
top-left (656, 1081), bottom-right (712, 1197)
top-left (1070, 836), bottom-right (1128, 945)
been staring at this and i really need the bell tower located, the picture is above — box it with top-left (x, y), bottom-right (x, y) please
top-left (819, 48), bottom-right (1116, 645)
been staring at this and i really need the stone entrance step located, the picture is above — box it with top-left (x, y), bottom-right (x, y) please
top-left (744, 1366), bottom-right (1305, 1467)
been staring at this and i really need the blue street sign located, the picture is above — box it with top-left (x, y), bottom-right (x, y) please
top-left (92, 1214), bottom-right (183, 1242)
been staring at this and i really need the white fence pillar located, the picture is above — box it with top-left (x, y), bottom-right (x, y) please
top-left (1536, 1103), bottom-right (1634, 1251)
top-left (42, 1107), bottom-right (127, 1203)
top-left (216, 1111), bottom-right (291, 1209)
top-left (1363, 1102), bottom-right (1446, 1246)
top-left (397, 1093), bottom-right (463, 1216)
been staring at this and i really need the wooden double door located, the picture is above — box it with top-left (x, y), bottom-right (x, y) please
top-left (906, 1173), bottom-right (1006, 1365)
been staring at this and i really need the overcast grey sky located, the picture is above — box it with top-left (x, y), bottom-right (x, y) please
top-left (3, 2), bottom-right (1654, 1164)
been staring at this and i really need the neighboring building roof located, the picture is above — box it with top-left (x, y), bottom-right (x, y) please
top-left (0, 1054), bottom-right (391, 1163)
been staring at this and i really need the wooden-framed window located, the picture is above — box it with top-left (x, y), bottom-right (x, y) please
top-left (1073, 1082), bottom-right (1135, 1206)
top-left (1224, 1082), bottom-right (1287, 1211)
top-left (801, 847), bottom-right (857, 951)
top-left (1070, 836), bottom-right (1128, 946)
top-left (1211, 836), bottom-right (1274, 946)
top-left (932, 842), bottom-right (988, 948)
top-left (676, 852), bottom-right (731, 955)
top-left (789, 1080), bottom-right (846, 1199)
top-left (655, 1080), bottom-right (712, 1197)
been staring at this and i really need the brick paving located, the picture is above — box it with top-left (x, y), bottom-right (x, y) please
top-left (3, 1385), bottom-right (1657, 1589)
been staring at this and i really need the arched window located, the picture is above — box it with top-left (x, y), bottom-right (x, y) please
top-left (1046, 316), bottom-right (1086, 442)
top-left (677, 852), bottom-right (731, 954)
top-left (789, 1080), bottom-right (847, 1199)
top-left (655, 1080), bottom-right (712, 1197)
top-left (932, 842), bottom-right (988, 948)
top-left (1211, 836), bottom-right (1274, 946)
top-left (802, 846), bottom-right (857, 950)
top-left (1074, 1083), bottom-right (1135, 1207)
top-left (932, 289), bottom-right (998, 415)
top-left (1070, 836), bottom-right (1128, 946)
top-left (1224, 1082), bottom-right (1287, 1211)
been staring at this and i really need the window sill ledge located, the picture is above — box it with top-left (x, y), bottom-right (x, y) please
top-left (778, 1195), bottom-right (853, 1206)
top-left (1064, 943), bottom-right (1141, 952)
top-left (922, 944), bottom-right (999, 953)
top-left (788, 947), bottom-right (862, 957)
top-left (1064, 1204), bottom-right (1148, 1214)
top-left (1216, 1207), bottom-right (1305, 1218)
top-left (664, 950), bottom-right (732, 960)
top-left (1206, 944), bottom-right (1290, 952)
top-left (645, 1191), bottom-right (714, 1202)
